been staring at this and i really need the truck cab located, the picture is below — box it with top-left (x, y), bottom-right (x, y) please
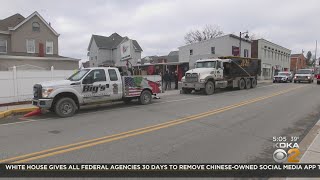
top-left (32, 67), bottom-right (158, 117)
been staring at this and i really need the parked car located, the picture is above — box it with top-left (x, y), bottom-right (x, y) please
top-left (293, 69), bottom-right (314, 83)
top-left (273, 71), bottom-right (293, 83)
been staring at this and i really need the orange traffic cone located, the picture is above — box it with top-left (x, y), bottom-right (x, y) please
top-left (23, 108), bottom-right (41, 118)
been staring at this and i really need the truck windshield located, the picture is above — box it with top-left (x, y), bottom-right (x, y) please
top-left (67, 69), bottom-right (90, 81)
top-left (196, 61), bottom-right (216, 68)
top-left (296, 70), bottom-right (312, 74)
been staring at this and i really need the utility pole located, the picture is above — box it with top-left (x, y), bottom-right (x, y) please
top-left (239, 31), bottom-right (249, 57)
top-left (315, 40), bottom-right (318, 67)
top-left (239, 32), bottom-right (242, 57)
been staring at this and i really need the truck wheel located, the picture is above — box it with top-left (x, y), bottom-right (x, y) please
top-left (294, 81), bottom-right (297, 83)
top-left (204, 81), bottom-right (215, 95)
top-left (54, 97), bottom-right (77, 118)
top-left (239, 79), bottom-right (246, 90)
top-left (139, 90), bottom-right (152, 105)
top-left (181, 88), bottom-right (192, 94)
top-left (251, 78), bottom-right (257, 88)
top-left (317, 81), bottom-right (320, 85)
top-left (245, 78), bottom-right (251, 89)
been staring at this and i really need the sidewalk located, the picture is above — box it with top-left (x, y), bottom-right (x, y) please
top-left (298, 119), bottom-right (320, 163)
top-left (0, 103), bottom-right (36, 112)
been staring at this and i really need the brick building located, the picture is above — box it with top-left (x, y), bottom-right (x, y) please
top-left (290, 54), bottom-right (307, 73)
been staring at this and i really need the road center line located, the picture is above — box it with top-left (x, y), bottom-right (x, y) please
top-left (0, 85), bottom-right (305, 163)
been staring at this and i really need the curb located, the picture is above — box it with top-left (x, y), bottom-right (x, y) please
top-left (0, 107), bottom-right (39, 119)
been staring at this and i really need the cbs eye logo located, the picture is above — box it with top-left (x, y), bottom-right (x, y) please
top-left (273, 148), bottom-right (300, 163)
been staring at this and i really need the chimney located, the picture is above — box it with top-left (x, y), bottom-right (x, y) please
top-left (49, 22), bottom-right (51, 27)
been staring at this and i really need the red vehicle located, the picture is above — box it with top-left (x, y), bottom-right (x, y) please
top-left (316, 68), bottom-right (320, 84)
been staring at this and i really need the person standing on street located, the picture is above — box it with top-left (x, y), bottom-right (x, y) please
top-left (174, 71), bottom-right (178, 89)
top-left (164, 71), bottom-right (170, 90)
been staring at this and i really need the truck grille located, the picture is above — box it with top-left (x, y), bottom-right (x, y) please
top-left (33, 84), bottom-right (42, 99)
top-left (185, 73), bottom-right (198, 82)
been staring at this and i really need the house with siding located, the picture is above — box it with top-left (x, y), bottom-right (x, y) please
top-left (0, 11), bottom-right (79, 71)
top-left (87, 33), bottom-right (142, 67)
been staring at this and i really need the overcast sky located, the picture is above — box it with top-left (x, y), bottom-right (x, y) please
top-left (1, 0), bottom-right (320, 62)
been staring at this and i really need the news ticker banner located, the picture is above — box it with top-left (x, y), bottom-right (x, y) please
top-left (1, 164), bottom-right (320, 177)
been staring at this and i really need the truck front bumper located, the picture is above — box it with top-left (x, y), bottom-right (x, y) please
top-left (32, 98), bottom-right (53, 109)
top-left (181, 82), bottom-right (205, 89)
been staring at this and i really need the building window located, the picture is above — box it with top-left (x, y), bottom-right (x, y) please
top-left (211, 47), bottom-right (215, 54)
top-left (95, 56), bottom-right (97, 60)
top-left (46, 41), bottom-right (53, 54)
top-left (244, 49), bottom-right (249, 57)
top-left (26, 39), bottom-right (35, 53)
top-left (190, 49), bottom-right (193, 55)
top-left (90, 57), bottom-right (93, 61)
top-left (32, 22), bottom-right (40, 32)
top-left (0, 39), bottom-right (7, 53)
top-left (264, 49), bottom-right (266, 58)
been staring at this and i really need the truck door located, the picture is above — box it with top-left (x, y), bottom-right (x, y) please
top-left (81, 69), bottom-right (111, 103)
top-left (216, 61), bottom-right (224, 80)
top-left (107, 68), bottom-right (123, 100)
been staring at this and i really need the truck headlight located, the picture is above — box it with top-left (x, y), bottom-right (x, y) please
top-left (294, 76), bottom-right (297, 79)
top-left (200, 79), bottom-right (206, 83)
top-left (42, 88), bottom-right (53, 98)
top-left (308, 76), bottom-right (311, 79)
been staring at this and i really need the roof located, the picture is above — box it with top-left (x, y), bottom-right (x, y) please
top-left (89, 33), bottom-right (142, 52)
top-left (0, 13), bottom-right (25, 31)
top-left (255, 38), bottom-right (291, 52)
top-left (0, 11), bottom-right (59, 36)
top-left (179, 34), bottom-right (251, 49)
top-left (168, 51), bottom-right (179, 56)
top-left (0, 54), bottom-right (80, 61)
top-left (290, 54), bottom-right (303, 58)
top-left (142, 54), bottom-right (179, 63)
top-left (132, 40), bottom-right (142, 52)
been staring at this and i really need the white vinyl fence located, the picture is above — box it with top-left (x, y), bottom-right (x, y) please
top-left (0, 66), bottom-right (74, 104)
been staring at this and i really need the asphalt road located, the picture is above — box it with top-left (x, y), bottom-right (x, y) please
top-left (1, 82), bottom-right (320, 164)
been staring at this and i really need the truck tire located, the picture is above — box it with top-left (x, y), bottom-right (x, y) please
top-left (245, 78), bottom-right (251, 89)
top-left (204, 81), bottom-right (215, 95)
top-left (139, 90), bottom-right (152, 105)
top-left (181, 88), bottom-right (192, 94)
top-left (251, 78), bottom-right (257, 88)
top-left (239, 79), bottom-right (246, 90)
top-left (317, 81), bottom-right (320, 85)
top-left (54, 97), bottom-right (77, 118)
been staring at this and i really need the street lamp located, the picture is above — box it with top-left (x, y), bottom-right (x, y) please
top-left (239, 31), bottom-right (249, 57)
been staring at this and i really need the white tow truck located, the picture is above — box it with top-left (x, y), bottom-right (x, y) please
top-left (32, 67), bottom-right (162, 117)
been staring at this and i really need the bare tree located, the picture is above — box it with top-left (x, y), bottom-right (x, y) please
top-left (184, 25), bottom-right (224, 44)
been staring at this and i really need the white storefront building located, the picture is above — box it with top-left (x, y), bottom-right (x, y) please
top-left (251, 39), bottom-right (291, 80)
top-left (178, 34), bottom-right (251, 68)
